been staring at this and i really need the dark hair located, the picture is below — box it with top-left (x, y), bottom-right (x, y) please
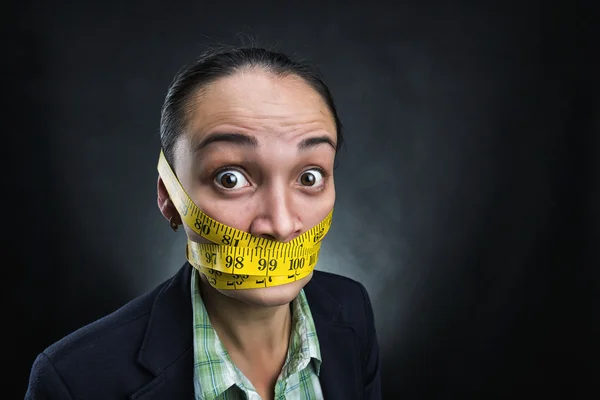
top-left (159, 47), bottom-right (344, 170)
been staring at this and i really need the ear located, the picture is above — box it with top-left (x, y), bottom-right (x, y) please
top-left (157, 175), bottom-right (181, 224)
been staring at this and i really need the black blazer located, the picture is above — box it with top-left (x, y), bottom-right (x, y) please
top-left (25, 263), bottom-right (381, 399)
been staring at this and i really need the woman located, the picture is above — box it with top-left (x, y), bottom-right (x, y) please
top-left (26, 47), bottom-right (381, 400)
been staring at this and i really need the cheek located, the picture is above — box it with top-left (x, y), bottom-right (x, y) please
top-left (200, 198), bottom-right (256, 232)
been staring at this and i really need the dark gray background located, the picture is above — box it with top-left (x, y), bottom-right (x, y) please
top-left (7, 0), bottom-right (598, 398)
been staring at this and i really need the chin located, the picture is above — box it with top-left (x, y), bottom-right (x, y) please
top-left (219, 272), bottom-right (314, 307)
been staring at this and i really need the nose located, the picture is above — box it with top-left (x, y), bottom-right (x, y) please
top-left (249, 188), bottom-right (302, 243)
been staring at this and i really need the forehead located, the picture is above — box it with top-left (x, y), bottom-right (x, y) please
top-left (186, 69), bottom-right (336, 137)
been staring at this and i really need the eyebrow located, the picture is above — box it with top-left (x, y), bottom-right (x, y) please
top-left (194, 132), bottom-right (336, 152)
top-left (194, 132), bottom-right (258, 152)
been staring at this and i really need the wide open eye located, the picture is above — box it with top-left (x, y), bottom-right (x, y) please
top-left (298, 169), bottom-right (324, 187)
top-left (214, 169), bottom-right (249, 190)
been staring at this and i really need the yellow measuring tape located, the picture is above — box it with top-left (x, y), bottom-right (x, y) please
top-left (157, 150), bottom-right (333, 290)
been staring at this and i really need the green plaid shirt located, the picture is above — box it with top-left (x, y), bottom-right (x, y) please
top-left (191, 269), bottom-right (324, 400)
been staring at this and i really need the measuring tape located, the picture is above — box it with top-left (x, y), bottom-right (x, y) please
top-left (157, 150), bottom-right (333, 290)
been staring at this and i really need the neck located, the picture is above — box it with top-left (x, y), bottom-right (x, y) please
top-left (198, 273), bottom-right (292, 357)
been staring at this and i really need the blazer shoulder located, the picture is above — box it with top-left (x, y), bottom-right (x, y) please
top-left (41, 273), bottom-right (172, 364)
top-left (26, 265), bottom-right (193, 399)
top-left (311, 269), bottom-right (371, 301)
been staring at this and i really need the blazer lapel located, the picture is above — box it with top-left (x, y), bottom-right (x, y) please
top-left (130, 264), bottom-right (195, 400)
top-left (130, 350), bottom-right (194, 400)
top-left (305, 274), bottom-right (364, 400)
top-left (314, 317), bottom-right (363, 400)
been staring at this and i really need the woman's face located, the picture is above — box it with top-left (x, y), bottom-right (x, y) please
top-left (167, 68), bottom-right (337, 306)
